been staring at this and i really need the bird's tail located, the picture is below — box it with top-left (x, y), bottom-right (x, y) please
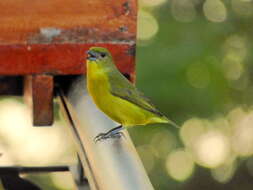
top-left (167, 119), bottom-right (180, 129)
top-left (152, 116), bottom-right (180, 128)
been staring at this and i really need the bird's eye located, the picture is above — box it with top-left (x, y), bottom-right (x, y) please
top-left (100, 53), bottom-right (107, 58)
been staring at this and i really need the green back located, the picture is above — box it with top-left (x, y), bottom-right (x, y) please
top-left (89, 47), bottom-right (165, 117)
top-left (107, 64), bottom-right (164, 117)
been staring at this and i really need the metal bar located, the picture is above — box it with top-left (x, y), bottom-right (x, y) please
top-left (0, 166), bottom-right (69, 175)
top-left (57, 75), bottom-right (154, 190)
top-left (0, 165), bottom-right (90, 189)
top-left (69, 165), bottom-right (90, 190)
top-left (58, 84), bottom-right (102, 190)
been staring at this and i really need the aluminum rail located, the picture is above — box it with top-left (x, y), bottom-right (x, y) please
top-left (57, 76), bottom-right (154, 190)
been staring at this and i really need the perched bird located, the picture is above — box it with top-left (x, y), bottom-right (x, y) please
top-left (86, 47), bottom-right (177, 142)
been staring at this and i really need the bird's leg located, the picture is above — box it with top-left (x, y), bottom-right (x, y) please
top-left (94, 125), bottom-right (124, 142)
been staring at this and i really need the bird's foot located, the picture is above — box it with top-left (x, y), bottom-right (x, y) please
top-left (94, 125), bottom-right (124, 143)
top-left (94, 132), bottom-right (123, 142)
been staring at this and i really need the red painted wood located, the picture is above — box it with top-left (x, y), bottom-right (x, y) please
top-left (0, 0), bottom-right (137, 126)
top-left (0, 0), bottom-right (137, 44)
top-left (0, 43), bottom-right (135, 76)
top-left (0, 0), bottom-right (137, 76)
top-left (24, 75), bottom-right (54, 126)
top-left (32, 75), bottom-right (54, 126)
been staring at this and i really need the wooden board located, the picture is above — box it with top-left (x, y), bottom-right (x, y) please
top-left (0, 0), bottom-right (137, 75)
top-left (24, 75), bottom-right (54, 126)
top-left (0, 0), bottom-right (137, 125)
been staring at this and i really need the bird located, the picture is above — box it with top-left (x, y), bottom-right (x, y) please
top-left (86, 47), bottom-right (177, 142)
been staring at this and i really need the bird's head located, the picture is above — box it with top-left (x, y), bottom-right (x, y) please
top-left (86, 47), bottom-right (112, 63)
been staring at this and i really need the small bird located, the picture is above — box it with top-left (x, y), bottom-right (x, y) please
top-left (86, 47), bottom-right (176, 142)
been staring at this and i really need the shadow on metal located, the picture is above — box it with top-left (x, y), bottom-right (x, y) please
top-left (0, 165), bottom-right (89, 190)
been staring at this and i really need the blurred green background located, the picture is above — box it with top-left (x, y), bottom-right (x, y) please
top-left (1, 0), bottom-right (253, 189)
top-left (134, 0), bottom-right (253, 189)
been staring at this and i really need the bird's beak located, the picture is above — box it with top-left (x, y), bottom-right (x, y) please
top-left (87, 50), bottom-right (98, 61)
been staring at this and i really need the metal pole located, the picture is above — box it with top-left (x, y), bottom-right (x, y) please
top-left (57, 76), bottom-right (154, 190)
top-left (0, 166), bottom-right (69, 174)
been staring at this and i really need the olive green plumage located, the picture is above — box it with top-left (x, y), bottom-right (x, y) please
top-left (87, 47), bottom-right (176, 128)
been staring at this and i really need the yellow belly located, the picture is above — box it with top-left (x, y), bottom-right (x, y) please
top-left (87, 63), bottom-right (154, 127)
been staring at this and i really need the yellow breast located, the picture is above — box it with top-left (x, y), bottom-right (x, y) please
top-left (87, 62), bottom-right (121, 121)
top-left (87, 61), bottom-right (163, 126)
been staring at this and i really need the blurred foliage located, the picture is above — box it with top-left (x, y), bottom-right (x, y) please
top-left (132, 0), bottom-right (253, 189)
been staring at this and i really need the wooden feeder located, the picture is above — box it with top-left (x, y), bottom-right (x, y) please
top-left (0, 0), bottom-right (136, 126)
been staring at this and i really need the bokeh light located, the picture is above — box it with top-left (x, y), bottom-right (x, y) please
top-left (151, 129), bottom-right (177, 159)
top-left (137, 10), bottom-right (159, 42)
top-left (166, 149), bottom-right (195, 181)
top-left (193, 130), bottom-right (230, 168)
top-left (223, 59), bottom-right (244, 81)
top-left (135, 0), bottom-right (253, 188)
top-left (203, 0), bottom-right (227, 22)
top-left (0, 98), bottom-right (75, 165)
top-left (140, 0), bottom-right (167, 8)
top-left (222, 34), bottom-right (248, 89)
top-left (0, 97), bottom-right (75, 189)
top-left (171, 0), bottom-right (196, 22)
top-left (232, 0), bottom-right (253, 17)
top-left (231, 111), bottom-right (253, 157)
top-left (180, 118), bottom-right (206, 147)
top-left (211, 161), bottom-right (236, 183)
top-left (223, 35), bottom-right (247, 60)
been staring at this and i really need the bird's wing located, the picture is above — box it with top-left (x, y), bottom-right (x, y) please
top-left (108, 70), bottom-right (165, 117)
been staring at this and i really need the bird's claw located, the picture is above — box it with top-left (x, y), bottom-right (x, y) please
top-left (94, 131), bottom-right (124, 143)
top-left (94, 133), bottom-right (107, 142)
